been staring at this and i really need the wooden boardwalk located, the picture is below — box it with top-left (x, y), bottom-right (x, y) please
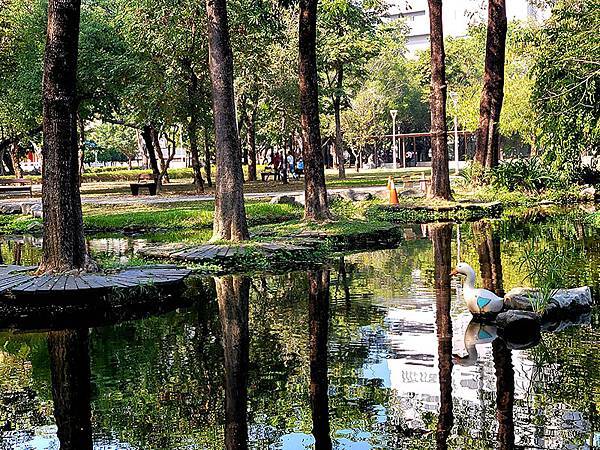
top-left (140, 241), bottom-right (313, 262)
top-left (0, 264), bottom-right (190, 295)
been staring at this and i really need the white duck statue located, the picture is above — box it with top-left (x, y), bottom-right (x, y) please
top-left (450, 262), bottom-right (504, 315)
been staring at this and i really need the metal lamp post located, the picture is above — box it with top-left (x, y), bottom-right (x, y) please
top-left (449, 92), bottom-right (459, 175)
top-left (390, 109), bottom-right (398, 170)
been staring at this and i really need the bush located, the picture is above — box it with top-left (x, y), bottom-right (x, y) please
top-left (573, 165), bottom-right (600, 186)
top-left (490, 157), bottom-right (557, 193)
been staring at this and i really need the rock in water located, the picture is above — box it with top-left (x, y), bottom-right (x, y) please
top-left (504, 286), bottom-right (592, 315)
top-left (496, 310), bottom-right (541, 348)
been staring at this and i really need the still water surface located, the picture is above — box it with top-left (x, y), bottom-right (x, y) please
top-left (0, 216), bottom-right (599, 449)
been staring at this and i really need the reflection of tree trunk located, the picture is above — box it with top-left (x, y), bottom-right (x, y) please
top-left (308, 269), bottom-right (332, 450)
top-left (430, 223), bottom-right (453, 450)
top-left (12, 242), bottom-right (22, 265)
top-left (216, 276), bottom-right (250, 450)
top-left (493, 339), bottom-right (514, 450)
top-left (337, 256), bottom-right (351, 308)
top-left (47, 329), bottom-right (92, 450)
top-left (473, 221), bottom-right (504, 297)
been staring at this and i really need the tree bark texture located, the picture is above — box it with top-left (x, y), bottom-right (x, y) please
top-left (152, 127), bottom-right (170, 183)
top-left (474, 0), bottom-right (507, 169)
top-left (427, 0), bottom-right (451, 200)
top-left (216, 276), bottom-right (250, 450)
top-left (493, 338), bottom-right (515, 450)
top-left (48, 329), bottom-right (92, 450)
top-left (206, 0), bottom-right (249, 241)
top-left (299, 0), bottom-right (331, 221)
top-left (246, 108), bottom-right (257, 182)
top-left (431, 223), bottom-right (454, 450)
top-left (333, 64), bottom-right (345, 179)
top-left (40, 0), bottom-right (90, 272)
top-left (473, 220), bottom-right (504, 297)
top-left (308, 269), bottom-right (332, 450)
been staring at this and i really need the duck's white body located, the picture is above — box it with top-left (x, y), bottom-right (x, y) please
top-left (453, 263), bottom-right (504, 315)
top-left (454, 320), bottom-right (498, 366)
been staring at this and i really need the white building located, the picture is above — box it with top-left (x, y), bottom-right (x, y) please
top-left (384, 0), bottom-right (550, 55)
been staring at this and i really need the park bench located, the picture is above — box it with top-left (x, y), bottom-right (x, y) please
top-left (261, 167), bottom-right (279, 181)
top-left (130, 174), bottom-right (157, 196)
top-left (0, 178), bottom-right (33, 197)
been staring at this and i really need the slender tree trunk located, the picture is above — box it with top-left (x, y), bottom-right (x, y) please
top-left (216, 276), bottom-right (250, 450)
top-left (77, 113), bottom-right (85, 184)
top-left (203, 126), bottom-right (213, 187)
top-left (48, 329), bottom-right (92, 450)
top-left (333, 64), bottom-right (345, 179)
top-left (141, 125), bottom-right (161, 189)
top-left (40, 0), bottom-right (91, 273)
top-left (9, 141), bottom-right (22, 178)
top-left (475, 0), bottom-right (507, 169)
top-left (308, 269), bottom-right (332, 449)
top-left (206, 0), bottom-right (249, 241)
top-left (427, 0), bottom-right (451, 200)
top-left (184, 57), bottom-right (205, 194)
top-left (430, 223), bottom-right (453, 450)
top-left (188, 120), bottom-right (205, 194)
top-left (299, 0), bottom-right (330, 221)
top-left (152, 127), bottom-right (170, 183)
top-left (246, 108), bottom-right (257, 182)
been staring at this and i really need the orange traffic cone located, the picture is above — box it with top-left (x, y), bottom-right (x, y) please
top-left (389, 178), bottom-right (399, 205)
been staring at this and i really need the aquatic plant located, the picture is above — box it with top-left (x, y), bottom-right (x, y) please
top-left (518, 242), bottom-right (582, 313)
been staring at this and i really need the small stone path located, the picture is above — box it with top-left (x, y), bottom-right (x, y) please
top-left (139, 241), bottom-right (312, 262)
top-left (0, 264), bottom-right (190, 295)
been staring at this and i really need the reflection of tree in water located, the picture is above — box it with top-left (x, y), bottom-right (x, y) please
top-left (47, 329), bottom-right (92, 450)
top-left (473, 220), bottom-right (504, 297)
top-left (308, 269), bottom-right (332, 449)
top-left (431, 223), bottom-right (454, 450)
top-left (216, 275), bottom-right (250, 450)
top-left (493, 339), bottom-right (514, 450)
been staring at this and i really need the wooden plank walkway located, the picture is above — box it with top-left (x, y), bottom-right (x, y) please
top-left (138, 241), bottom-right (312, 262)
top-left (0, 264), bottom-right (190, 296)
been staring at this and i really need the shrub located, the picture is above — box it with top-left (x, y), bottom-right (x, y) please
top-left (490, 157), bottom-right (557, 193)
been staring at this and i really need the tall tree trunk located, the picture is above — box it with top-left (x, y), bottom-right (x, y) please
top-left (474, 0), bottom-right (507, 169)
top-left (141, 125), bottom-right (161, 189)
top-left (493, 338), bottom-right (515, 450)
top-left (430, 223), bottom-right (453, 450)
top-left (308, 269), bottom-right (332, 449)
top-left (246, 108), bottom-right (257, 182)
top-left (40, 0), bottom-right (91, 273)
top-left (216, 276), bottom-right (250, 450)
top-left (299, 0), bottom-right (331, 221)
top-left (203, 127), bottom-right (213, 187)
top-left (48, 329), bottom-right (92, 450)
top-left (427, 0), bottom-right (451, 200)
top-left (206, 0), bottom-right (249, 241)
top-left (333, 64), bottom-right (345, 179)
top-left (9, 140), bottom-right (22, 178)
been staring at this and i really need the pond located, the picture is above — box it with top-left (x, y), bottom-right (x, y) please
top-left (0, 214), bottom-right (599, 449)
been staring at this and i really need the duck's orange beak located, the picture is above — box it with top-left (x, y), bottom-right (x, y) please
top-left (449, 268), bottom-right (459, 276)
